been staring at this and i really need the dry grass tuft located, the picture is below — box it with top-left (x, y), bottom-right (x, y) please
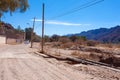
top-left (71, 51), bottom-right (102, 61)
top-left (60, 42), bottom-right (74, 49)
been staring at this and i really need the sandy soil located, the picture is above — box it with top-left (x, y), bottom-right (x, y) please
top-left (33, 44), bottom-right (120, 80)
top-left (0, 44), bottom-right (107, 80)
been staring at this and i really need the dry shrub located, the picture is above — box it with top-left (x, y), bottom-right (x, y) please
top-left (71, 51), bottom-right (91, 60)
top-left (89, 53), bottom-right (102, 61)
top-left (60, 42), bottom-right (74, 49)
top-left (116, 44), bottom-right (120, 48)
top-left (86, 40), bottom-right (99, 46)
top-left (58, 37), bottom-right (71, 44)
top-left (75, 39), bottom-right (86, 46)
top-left (113, 44), bottom-right (120, 48)
top-left (79, 53), bottom-right (90, 60)
top-left (52, 42), bottom-right (61, 47)
top-left (113, 56), bottom-right (120, 66)
top-left (71, 51), bottom-right (80, 56)
top-left (100, 43), bottom-right (113, 48)
top-left (105, 43), bottom-right (113, 48)
top-left (52, 51), bottom-right (61, 56)
top-left (99, 43), bottom-right (120, 48)
top-left (71, 51), bottom-right (102, 61)
top-left (82, 47), bottom-right (103, 53)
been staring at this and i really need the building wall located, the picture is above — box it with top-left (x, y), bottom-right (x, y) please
top-left (7, 38), bottom-right (16, 44)
top-left (0, 36), bottom-right (24, 44)
top-left (0, 36), bottom-right (5, 44)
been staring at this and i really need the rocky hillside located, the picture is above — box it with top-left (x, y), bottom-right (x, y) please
top-left (0, 22), bottom-right (24, 39)
top-left (0, 22), bottom-right (14, 35)
top-left (67, 25), bottom-right (120, 43)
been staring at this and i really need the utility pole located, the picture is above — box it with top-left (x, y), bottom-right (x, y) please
top-left (30, 17), bottom-right (35, 48)
top-left (41, 3), bottom-right (45, 53)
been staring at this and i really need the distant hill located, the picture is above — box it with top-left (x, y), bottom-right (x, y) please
top-left (0, 22), bottom-right (24, 39)
top-left (0, 22), bottom-right (14, 35)
top-left (67, 25), bottom-right (120, 43)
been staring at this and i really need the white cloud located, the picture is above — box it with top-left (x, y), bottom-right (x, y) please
top-left (30, 19), bottom-right (91, 26)
top-left (31, 19), bottom-right (42, 22)
top-left (46, 21), bottom-right (82, 26)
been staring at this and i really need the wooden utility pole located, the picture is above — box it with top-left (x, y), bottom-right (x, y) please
top-left (30, 17), bottom-right (35, 48)
top-left (41, 3), bottom-right (45, 53)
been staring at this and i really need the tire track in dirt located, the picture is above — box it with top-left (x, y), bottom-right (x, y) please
top-left (19, 58), bottom-right (62, 80)
top-left (17, 58), bottom-right (47, 80)
top-left (19, 57), bottom-right (96, 80)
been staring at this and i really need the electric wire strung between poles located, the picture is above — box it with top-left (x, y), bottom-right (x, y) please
top-left (46, 0), bottom-right (104, 20)
top-left (39, 0), bottom-right (104, 53)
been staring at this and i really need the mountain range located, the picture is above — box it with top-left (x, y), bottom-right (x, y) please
top-left (67, 25), bottom-right (120, 43)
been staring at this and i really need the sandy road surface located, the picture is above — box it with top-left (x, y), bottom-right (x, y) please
top-left (0, 44), bottom-right (104, 80)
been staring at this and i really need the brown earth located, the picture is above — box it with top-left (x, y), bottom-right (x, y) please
top-left (0, 44), bottom-right (109, 80)
top-left (33, 43), bottom-right (120, 80)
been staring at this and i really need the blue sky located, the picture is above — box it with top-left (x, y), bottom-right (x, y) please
top-left (2, 0), bottom-right (120, 36)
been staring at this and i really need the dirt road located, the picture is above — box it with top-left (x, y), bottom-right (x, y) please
top-left (0, 44), bottom-right (106, 80)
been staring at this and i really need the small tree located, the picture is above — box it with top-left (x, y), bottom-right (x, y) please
top-left (0, 0), bottom-right (29, 17)
top-left (50, 34), bottom-right (60, 42)
top-left (69, 35), bottom-right (78, 42)
top-left (75, 36), bottom-right (87, 45)
top-left (79, 36), bottom-right (87, 41)
top-left (25, 27), bottom-right (32, 41)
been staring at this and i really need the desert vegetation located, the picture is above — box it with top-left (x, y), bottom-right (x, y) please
top-left (44, 34), bottom-right (120, 49)
top-left (37, 34), bottom-right (120, 68)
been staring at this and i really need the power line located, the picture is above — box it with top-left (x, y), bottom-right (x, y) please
top-left (48, 0), bottom-right (104, 20)
top-left (65, 0), bottom-right (97, 12)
